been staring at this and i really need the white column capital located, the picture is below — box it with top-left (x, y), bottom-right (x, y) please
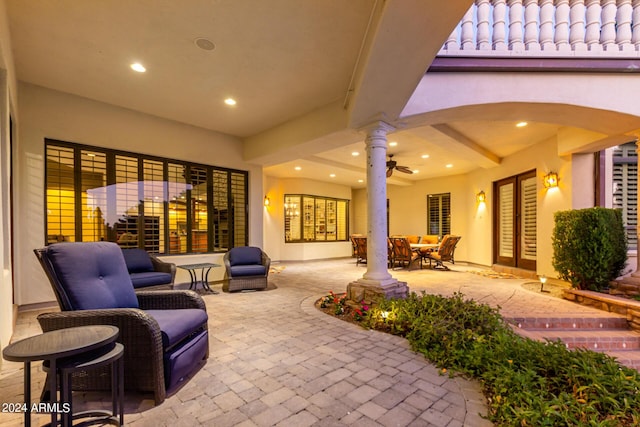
top-left (359, 121), bottom-right (396, 138)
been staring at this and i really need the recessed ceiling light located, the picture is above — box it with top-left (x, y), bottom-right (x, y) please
top-left (329, 174), bottom-right (336, 178)
top-left (224, 98), bottom-right (237, 106)
top-left (351, 151), bottom-right (360, 156)
top-left (294, 166), bottom-right (302, 171)
top-left (358, 179), bottom-right (364, 183)
top-left (412, 170), bottom-right (419, 174)
top-left (516, 121), bottom-right (528, 127)
top-left (446, 164), bottom-right (453, 168)
top-left (389, 141), bottom-right (398, 147)
top-left (421, 154), bottom-right (430, 159)
top-left (130, 63), bottom-right (146, 73)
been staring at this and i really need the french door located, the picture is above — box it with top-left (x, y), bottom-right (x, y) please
top-left (494, 170), bottom-right (537, 270)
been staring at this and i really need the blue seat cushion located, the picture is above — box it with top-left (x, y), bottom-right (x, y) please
top-left (146, 309), bottom-right (209, 349)
top-left (130, 272), bottom-right (173, 289)
top-left (229, 247), bottom-right (262, 266)
top-left (122, 249), bottom-right (154, 273)
top-left (229, 264), bottom-right (267, 277)
top-left (47, 242), bottom-right (139, 310)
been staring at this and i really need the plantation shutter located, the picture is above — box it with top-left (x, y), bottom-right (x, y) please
top-left (498, 183), bottom-right (514, 258)
top-left (427, 193), bottom-right (451, 237)
top-left (520, 176), bottom-right (537, 260)
top-left (612, 142), bottom-right (637, 250)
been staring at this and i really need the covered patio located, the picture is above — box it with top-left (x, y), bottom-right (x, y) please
top-left (1, 258), bottom-right (622, 427)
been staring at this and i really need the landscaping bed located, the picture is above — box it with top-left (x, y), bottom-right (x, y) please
top-left (317, 290), bottom-right (640, 426)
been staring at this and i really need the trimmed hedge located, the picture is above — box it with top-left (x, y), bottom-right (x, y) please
top-left (552, 207), bottom-right (627, 291)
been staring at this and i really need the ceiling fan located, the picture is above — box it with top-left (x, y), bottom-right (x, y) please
top-left (386, 154), bottom-right (414, 177)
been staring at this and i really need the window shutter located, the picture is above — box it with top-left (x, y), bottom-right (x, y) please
top-left (613, 142), bottom-right (637, 250)
top-left (426, 193), bottom-right (451, 236)
top-left (499, 183), bottom-right (514, 258)
top-left (520, 176), bottom-right (537, 260)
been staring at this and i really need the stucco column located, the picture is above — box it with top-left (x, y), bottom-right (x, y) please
top-left (346, 121), bottom-right (409, 304)
top-left (362, 122), bottom-right (394, 283)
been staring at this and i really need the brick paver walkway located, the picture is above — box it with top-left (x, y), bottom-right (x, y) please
top-left (0, 258), bottom-right (617, 426)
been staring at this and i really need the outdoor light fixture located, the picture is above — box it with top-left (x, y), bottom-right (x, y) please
top-left (263, 196), bottom-right (270, 207)
top-left (539, 274), bottom-right (549, 292)
top-left (543, 172), bottom-right (558, 188)
top-left (476, 190), bottom-right (486, 203)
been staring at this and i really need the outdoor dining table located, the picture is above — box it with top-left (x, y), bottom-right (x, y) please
top-left (410, 243), bottom-right (439, 251)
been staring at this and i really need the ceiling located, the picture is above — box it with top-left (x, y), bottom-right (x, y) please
top-left (5, 0), bottom-right (618, 189)
top-left (7, 0), bottom-right (376, 137)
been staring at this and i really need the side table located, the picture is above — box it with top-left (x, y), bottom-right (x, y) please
top-left (177, 262), bottom-right (220, 293)
top-left (43, 342), bottom-right (124, 426)
top-left (2, 325), bottom-right (119, 427)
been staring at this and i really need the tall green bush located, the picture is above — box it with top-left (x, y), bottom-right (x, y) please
top-left (552, 207), bottom-right (627, 291)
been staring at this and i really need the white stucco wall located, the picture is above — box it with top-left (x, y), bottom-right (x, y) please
top-left (263, 177), bottom-right (352, 261)
top-left (350, 136), bottom-right (577, 277)
top-left (14, 83), bottom-right (264, 305)
top-left (0, 0), bottom-right (18, 352)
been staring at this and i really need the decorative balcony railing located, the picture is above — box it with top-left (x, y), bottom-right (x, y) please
top-left (439, 0), bottom-right (640, 57)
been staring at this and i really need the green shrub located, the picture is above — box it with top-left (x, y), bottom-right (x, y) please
top-left (552, 207), bottom-right (627, 291)
top-left (361, 292), bottom-right (640, 426)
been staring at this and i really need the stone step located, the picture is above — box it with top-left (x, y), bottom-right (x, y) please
top-left (607, 350), bottom-right (640, 370)
top-left (508, 316), bottom-right (629, 331)
top-left (514, 328), bottom-right (640, 351)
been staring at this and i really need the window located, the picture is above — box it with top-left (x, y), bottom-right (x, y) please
top-left (284, 194), bottom-right (348, 242)
top-left (45, 139), bottom-right (248, 253)
top-left (612, 142), bottom-right (637, 250)
top-left (427, 193), bottom-right (451, 237)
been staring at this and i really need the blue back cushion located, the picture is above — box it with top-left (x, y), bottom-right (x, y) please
top-left (121, 249), bottom-right (154, 273)
top-left (229, 246), bottom-right (262, 266)
top-left (46, 242), bottom-right (139, 310)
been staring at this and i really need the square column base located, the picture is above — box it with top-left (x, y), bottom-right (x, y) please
top-left (346, 278), bottom-right (409, 305)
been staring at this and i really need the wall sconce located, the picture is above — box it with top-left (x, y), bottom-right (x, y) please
top-left (263, 196), bottom-right (270, 207)
top-left (476, 190), bottom-right (486, 203)
top-left (543, 172), bottom-right (558, 188)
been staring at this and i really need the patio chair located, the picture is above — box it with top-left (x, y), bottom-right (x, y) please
top-left (121, 248), bottom-right (176, 289)
top-left (389, 236), bottom-right (420, 269)
top-left (424, 235), bottom-right (462, 270)
top-left (350, 234), bottom-right (364, 258)
top-left (420, 235), bottom-right (440, 244)
top-left (353, 236), bottom-right (367, 266)
top-left (405, 235), bottom-right (420, 244)
top-left (223, 246), bottom-right (270, 291)
top-left (34, 242), bottom-right (209, 404)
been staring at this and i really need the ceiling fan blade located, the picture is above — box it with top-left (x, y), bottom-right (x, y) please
top-left (386, 168), bottom-right (394, 177)
top-left (396, 166), bottom-right (414, 174)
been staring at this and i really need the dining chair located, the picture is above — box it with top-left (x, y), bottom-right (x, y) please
top-left (424, 235), bottom-right (462, 270)
top-left (389, 237), bottom-right (420, 269)
top-left (353, 236), bottom-right (367, 266)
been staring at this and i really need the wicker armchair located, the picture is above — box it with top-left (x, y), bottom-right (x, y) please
top-left (34, 242), bottom-right (209, 404)
top-left (223, 246), bottom-right (270, 292)
top-left (121, 248), bottom-right (176, 289)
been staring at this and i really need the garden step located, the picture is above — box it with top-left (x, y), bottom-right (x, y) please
top-left (514, 329), bottom-right (640, 351)
top-left (607, 351), bottom-right (640, 370)
top-left (507, 315), bottom-right (640, 372)
top-left (508, 316), bottom-right (629, 331)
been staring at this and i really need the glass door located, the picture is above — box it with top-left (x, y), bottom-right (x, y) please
top-left (494, 170), bottom-right (537, 270)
